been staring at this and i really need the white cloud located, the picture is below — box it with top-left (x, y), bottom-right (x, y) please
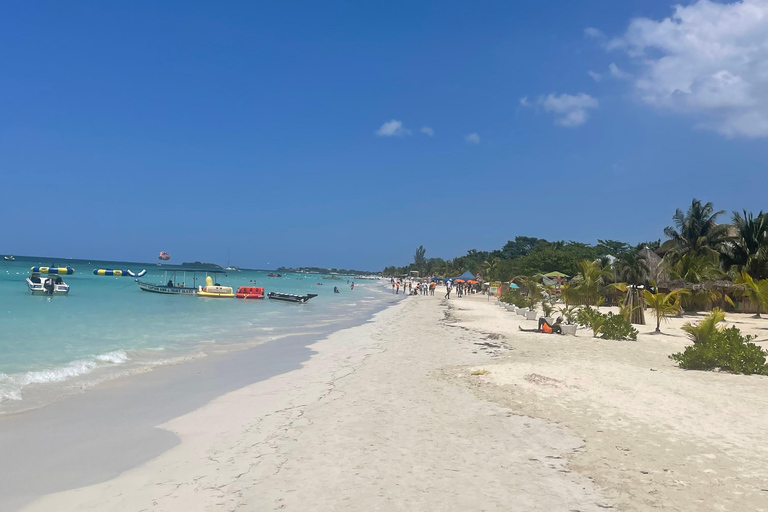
top-left (588, 70), bottom-right (603, 82)
top-left (420, 126), bottom-right (434, 136)
top-left (519, 96), bottom-right (530, 107)
top-left (522, 93), bottom-right (599, 127)
top-left (584, 27), bottom-right (605, 39)
top-left (610, 0), bottom-right (768, 137)
top-left (375, 119), bottom-right (411, 137)
top-left (465, 133), bottom-right (480, 144)
top-left (608, 63), bottom-right (631, 80)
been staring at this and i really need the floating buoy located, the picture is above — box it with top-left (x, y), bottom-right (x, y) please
top-left (31, 266), bottom-right (74, 275)
top-left (93, 269), bottom-right (147, 277)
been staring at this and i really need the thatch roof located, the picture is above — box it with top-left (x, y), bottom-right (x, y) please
top-left (658, 279), bottom-right (740, 292)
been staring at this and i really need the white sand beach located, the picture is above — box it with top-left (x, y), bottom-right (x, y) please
top-left (19, 292), bottom-right (768, 511)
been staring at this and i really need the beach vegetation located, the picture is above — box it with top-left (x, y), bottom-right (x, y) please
top-left (670, 326), bottom-right (768, 375)
top-left (575, 306), bottom-right (637, 340)
top-left (470, 369), bottom-right (490, 376)
top-left (721, 210), bottom-right (768, 280)
top-left (681, 308), bottom-right (726, 344)
top-left (576, 306), bottom-right (606, 337)
top-left (500, 289), bottom-right (527, 308)
top-left (382, 199), bottom-right (768, 320)
top-left (513, 276), bottom-right (544, 311)
top-left (599, 313), bottom-right (638, 341)
top-left (733, 271), bottom-right (768, 318)
top-left (573, 260), bottom-right (611, 306)
top-left (643, 285), bottom-right (688, 333)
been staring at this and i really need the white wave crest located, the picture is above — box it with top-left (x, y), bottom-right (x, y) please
top-left (0, 350), bottom-right (130, 403)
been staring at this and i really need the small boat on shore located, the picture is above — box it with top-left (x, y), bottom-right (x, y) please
top-left (267, 292), bottom-right (317, 303)
top-left (236, 286), bottom-right (264, 299)
top-left (267, 273), bottom-right (281, 277)
top-left (197, 276), bottom-right (234, 298)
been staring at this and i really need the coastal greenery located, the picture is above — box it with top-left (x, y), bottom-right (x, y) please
top-left (575, 306), bottom-right (637, 340)
top-left (670, 325), bottom-right (768, 375)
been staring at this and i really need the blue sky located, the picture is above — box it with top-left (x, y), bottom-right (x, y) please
top-left (3, 0), bottom-right (768, 270)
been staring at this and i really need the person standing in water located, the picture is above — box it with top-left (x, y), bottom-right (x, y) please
top-left (351, 282), bottom-right (354, 290)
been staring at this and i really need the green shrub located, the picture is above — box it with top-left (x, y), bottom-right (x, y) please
top-left (599, 313), bottom-right (638, 341)
top-left (670, 326), bottom-right (768, 375)
top-left (576, 306), bottom-right (607, 337)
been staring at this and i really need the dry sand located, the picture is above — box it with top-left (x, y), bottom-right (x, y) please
top-left (20, 291), bottom-right (768, 511)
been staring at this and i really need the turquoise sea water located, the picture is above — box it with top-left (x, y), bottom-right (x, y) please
top-left (0, 256), bottom-right (390, 414)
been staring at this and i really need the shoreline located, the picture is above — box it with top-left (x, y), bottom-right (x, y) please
top-left (11, 291), bottom-right (767, 511)
top-left (0, 279), bottom-right (392, 416)
top-left (16, 293), bottom-right (609, 512)
top-left (0, 290), bottom-right (402, 512)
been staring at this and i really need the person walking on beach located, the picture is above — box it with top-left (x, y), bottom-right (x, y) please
top-left (392, 282), bottom-right (395, 293)
top-left (430, 281), bottom-right (436, 295)
top-left (445, 281), bottom-right (452, 299)
top-left (396, 282), bottom-right (400, 294)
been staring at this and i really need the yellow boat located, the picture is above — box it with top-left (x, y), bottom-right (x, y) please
top-left (197, 276), bottom-right (234, 298)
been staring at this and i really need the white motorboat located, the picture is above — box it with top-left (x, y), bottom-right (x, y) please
top-left (27, 273), bottom-right (70, 295)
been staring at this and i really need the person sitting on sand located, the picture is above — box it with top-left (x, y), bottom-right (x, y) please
top-left (519, 316), bottom-right (564, 334)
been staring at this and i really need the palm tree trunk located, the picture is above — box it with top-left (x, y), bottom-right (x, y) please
top-left (656, 316), bottom-right (661, 333)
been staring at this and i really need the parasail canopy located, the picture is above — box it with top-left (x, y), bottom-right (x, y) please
top-left (158, 251), bottom-right (170, 261)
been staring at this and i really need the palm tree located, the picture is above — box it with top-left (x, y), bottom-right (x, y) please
top-left (643, 285), bottom-right (689, 333)
top-left (668, 252), bottom-right (728, 311)
top-left (574, 260), bottom-right (611, 306)
top-left (664, 199), bottom-right (729, 260)
top-left (722, 210), bottom-right (768, 280)
top-left (613, 251), bottom-right (649, 286)
top-left (734, 271), bottom-right (768, 318)
top-left (482, 257), bottom-right (501, 282)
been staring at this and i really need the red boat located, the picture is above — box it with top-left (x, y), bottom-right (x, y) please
top-left (235, 286), bottom-right (265, 299)
top-left (267, 273), bottom-right (281, 277)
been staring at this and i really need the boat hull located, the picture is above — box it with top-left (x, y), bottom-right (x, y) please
top-left (26, 278), bottom-right (69, 295)
top-left (137, 281), bottom-right (197, 295)
top-left (197, 291), bottom-right (235, 298)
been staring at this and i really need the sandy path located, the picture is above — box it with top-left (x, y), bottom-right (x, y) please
top-left (23, 294), bottom-right (608, 511)
top-left (445, 298), bottom-right (768, 512)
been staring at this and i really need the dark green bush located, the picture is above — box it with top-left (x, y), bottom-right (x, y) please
top-left (599, 313), bottom-right (638, 341)
top-left (670, 326), bottom-right (768, 375)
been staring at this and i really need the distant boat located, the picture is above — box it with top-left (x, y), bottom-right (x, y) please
top-left (224, 266), bottom-right (240, 271)
top-left (137, 268), bottom-right (225, 295)
top-left (267, 292), bottom-right (317, 303)
top-left (322, 275), bottom-right (342, 280)
top-left (267, 273), bottom-right (281, 277)
top-left (3, 255), bottom-right (14, 261)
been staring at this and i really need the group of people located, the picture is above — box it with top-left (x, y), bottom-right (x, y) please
top-left (442, 279), bottom-right (475, 299)
top-left (390, 278), bottom-right (436, 296)
top-left (390, 277), bottom-right (482, 298)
